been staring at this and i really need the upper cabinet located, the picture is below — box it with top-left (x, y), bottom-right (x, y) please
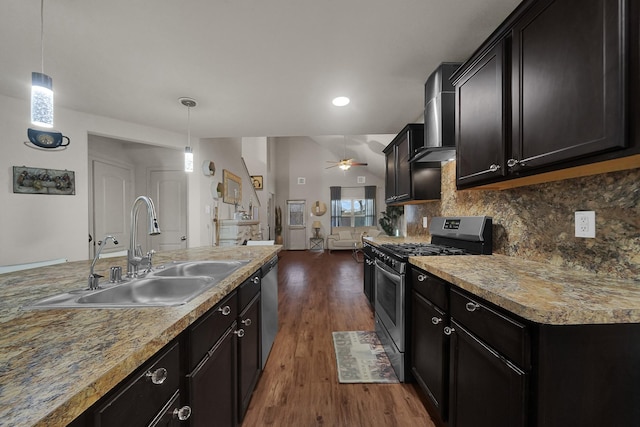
top-left (384, 124), bottom-right (441, 205)
top-left (453, 0), bottom-right (638, 190)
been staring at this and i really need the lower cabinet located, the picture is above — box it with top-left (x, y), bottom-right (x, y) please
top-left (362, 244), bottom-right (375, 307)
top-left (72, 269), bottom-right (266, 427)
top-left (188, 325), bottom-right (237, 427)
top-left (448, 319), bottom-right (527, 427)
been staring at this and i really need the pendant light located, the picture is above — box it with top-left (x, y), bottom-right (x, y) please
top-left (31, 0), bottom-right (53, 128)
top-left (180, 97), bottom-right (197, 172)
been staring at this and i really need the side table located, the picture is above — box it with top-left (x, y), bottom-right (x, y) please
top-left (309, 237), bottom-right (324, 251)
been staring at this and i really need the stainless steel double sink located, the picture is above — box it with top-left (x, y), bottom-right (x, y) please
top-left (26, 260), bottom-right (250, 309)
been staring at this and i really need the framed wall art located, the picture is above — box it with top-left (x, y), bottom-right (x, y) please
top-left (13, 166), bottom-right (76, 195)
top-left (251, 175), bottom-right (263, 190)
top-left (223, 169), bottom-right (242, 205)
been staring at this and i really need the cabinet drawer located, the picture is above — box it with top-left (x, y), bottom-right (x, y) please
top-left (188, 292), bottom-right (237, 371)
top-left (238, 270), bottom-right (261, 310)
top-left (412, 269), bottom-right (448, 311)
top-left (450, 288), bottom-right (530, 369)
top-left (94, 341), bottom-right (181, 427)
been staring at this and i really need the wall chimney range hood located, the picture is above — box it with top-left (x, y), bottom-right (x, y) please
top-left (411, 62), bottom-right (461, 163)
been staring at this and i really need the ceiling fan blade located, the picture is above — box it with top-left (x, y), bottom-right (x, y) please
top-left (325, 164), bottom-right (340, 169)
top-left (351, 162), bottom-right (368, 166)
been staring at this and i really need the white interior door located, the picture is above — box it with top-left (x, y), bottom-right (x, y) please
top-left (92, 160), bottom-right (132, 257)
top-left (148, 170), bottom-right (188, 251)
top-left (286, 200), bottom-right (306, 250)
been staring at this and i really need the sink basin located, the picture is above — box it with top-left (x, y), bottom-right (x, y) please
top-left (151, 260), bottom-right (250, 278)
top-left (24, 259), bottom-right (251, 309)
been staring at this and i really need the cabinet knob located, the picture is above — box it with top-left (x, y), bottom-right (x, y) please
top-left (241, 318), bottom-right (252, 326)
top-left (443, 326), bottom-right (455, 336)
top-left (145, 367), bottom-right (168, 385)
top-left (173, 405), bottom-right (192, 421)
top-left (234, 328), bottom-right (245, 338)
top-left (465, 302), bottom-right (481, 312)
top-left (251, 277), bottom-right (260, 284)
top-left (417, 274), bottom-right (427, 282)
top-left (431, 316), bottom-right (442, 325)
top-left (488, 163), bottom-right (501, 172)
top-left (507, 158), bottom-right (526, 169)
top-left (218, 305), bottom-right (231, 316)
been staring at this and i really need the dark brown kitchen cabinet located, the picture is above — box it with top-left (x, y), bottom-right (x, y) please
top-left (448, 319), bottom-right (527, 427)
top-left (455, 40), bottom-right (508, 187)
top-left (384, 124), bottom-right (441, 204)
top-left (237, 273), bottom-right (262, 422)
top-left (411, 292), bottom-right (448, 417)
top-left (453, 0), bottom-right (633, 189)
top-left (188, 325), bottom-right (237, 427)
top-left (92, 340), bottom-right (185, 427)
top-left (363, 243), bottom-right (375, 307)
top-left (509, 0), bottom-right (627, 171)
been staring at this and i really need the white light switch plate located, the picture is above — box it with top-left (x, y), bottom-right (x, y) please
top-left (422, 217), bottom-right (428, 228)
top-left (575, 211), bottom-right (595, 238)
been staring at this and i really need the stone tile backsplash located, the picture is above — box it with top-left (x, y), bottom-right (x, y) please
top-left (405, 161), bottom-right (639, 280)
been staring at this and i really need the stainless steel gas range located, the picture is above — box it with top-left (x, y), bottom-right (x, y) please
top-left (372, 216), bottom-right (493, 382)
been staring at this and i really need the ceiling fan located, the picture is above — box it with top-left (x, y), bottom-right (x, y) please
top-left (325, 137), bottom-right (368, 170)
top-left (325, 158), bottom-right (368, 170)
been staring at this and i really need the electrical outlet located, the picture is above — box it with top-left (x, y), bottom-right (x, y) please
top-left (575, 211), bottom-right (596, 238)
top-left (422, 217), bottom-right (428, 228)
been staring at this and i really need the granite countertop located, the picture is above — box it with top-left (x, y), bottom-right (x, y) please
top-left (0, 245), bottom-right (280, 427)
top-left (365, 237), bottom-right (640, 325)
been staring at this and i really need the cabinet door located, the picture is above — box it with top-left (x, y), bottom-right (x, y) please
top-left (188, 326), bottom-right (237, 427)
top-left (510, 0), bottom-right (627, 171)
top-left (456, 40), bottom-right (508, 187)
top-left (448, 320), bottom-right (527, 427)
top-left (384, 146), bottom-right (396, 203)
top-left (411, 292), bottom-right (448, 419)
top-left (395, 135), bottom-right (411, 201)
top-left (237, 293), bottom-right (261, 422)
top-left (363, 253), bottom-right (375, 307)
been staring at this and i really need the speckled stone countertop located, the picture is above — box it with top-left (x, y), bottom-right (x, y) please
top-left (0, 245), bottom-right (280, 427)
top-left (365, 237), bottom-right (640, 325)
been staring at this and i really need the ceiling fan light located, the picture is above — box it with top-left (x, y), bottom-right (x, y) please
top-left (332, 96), bottom-right (350, 107)
top-left (339, 163), bottom-right (351, 171)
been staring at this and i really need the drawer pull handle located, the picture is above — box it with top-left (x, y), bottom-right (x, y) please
top-left (431, 317), bottom-right (442, 325)
top-left (218, 305), bottom-right (231, 316)
top-left (465, 302), bottom-right (480, 312)
top-left (234, 328), bottom-right (245, 338)
top-left (443, 326), bottom-right (455, 336)
top-left (146, 367), bottom-right (167, 385)
top-left (489, 163), bottom-right (501, 172)
top-left (417, 274), bottom-right (426, 282)
top-left (241, 318), bottom-right (252, 326)
top-left (173, 405), bottom-right (192, 421)
top-left (251, 277), bottom-right (260, 284)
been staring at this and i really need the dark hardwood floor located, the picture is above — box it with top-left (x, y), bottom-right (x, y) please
top-left (242, 250), bottom-right (435, 426)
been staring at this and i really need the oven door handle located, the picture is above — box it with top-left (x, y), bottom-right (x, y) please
top-left (374, 259), bottom-right (401, 280)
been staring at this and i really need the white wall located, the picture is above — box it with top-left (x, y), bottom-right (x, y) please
top-left (0, 94), bottom-right (190, 265)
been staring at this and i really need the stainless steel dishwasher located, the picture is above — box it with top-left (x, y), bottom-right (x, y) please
top-left (260, 255), bottom-right (278, 369)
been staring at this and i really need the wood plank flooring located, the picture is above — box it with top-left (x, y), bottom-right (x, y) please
top-left (241, 250), bottom-right (435, 427)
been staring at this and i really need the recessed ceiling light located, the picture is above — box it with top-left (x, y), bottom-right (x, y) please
top-left (332, 96), bottom-right (350, 107)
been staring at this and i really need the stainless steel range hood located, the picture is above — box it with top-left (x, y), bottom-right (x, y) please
top-left (411, 62), bottom-right (461, 163)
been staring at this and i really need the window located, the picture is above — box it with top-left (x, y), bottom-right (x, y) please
top-left (330, 186), bottom-right (376, 228)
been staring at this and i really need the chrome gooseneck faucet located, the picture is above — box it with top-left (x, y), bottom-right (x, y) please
top-left (127, 196), bottom-right (161, 278)
top-left (88, 235), bottom-right (118, 290)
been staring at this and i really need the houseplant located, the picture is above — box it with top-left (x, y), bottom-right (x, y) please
top-left (379, 206), bottom-right (403, 236)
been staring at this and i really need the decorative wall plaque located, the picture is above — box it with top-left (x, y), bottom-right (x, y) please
top-left (12, 166), bottom-right (76, 195)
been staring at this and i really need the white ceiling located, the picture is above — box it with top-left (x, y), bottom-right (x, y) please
top-left (0, 0), bottom-right (520, 139)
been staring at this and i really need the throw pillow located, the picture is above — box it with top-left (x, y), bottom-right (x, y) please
top-left (338, 230), bottom-right (353, 240)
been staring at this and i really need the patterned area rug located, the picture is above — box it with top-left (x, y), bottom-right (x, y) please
top-left (332, 331), bottom-right (399, 384)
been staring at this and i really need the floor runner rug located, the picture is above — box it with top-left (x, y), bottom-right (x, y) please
top-left (332, 331), bottom-right (399, 384)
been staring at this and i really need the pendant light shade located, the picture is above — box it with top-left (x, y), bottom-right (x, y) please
top-left (31, 72), bottom-right (53, 128)
top-left (180, 97), bottom-right (197, 173)
top-left (31, 0), bottom-right (54, 128)
top-left (184, 146), bottom-right (194, 173)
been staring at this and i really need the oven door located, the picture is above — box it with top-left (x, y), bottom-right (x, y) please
top-left (374, 259), bottom-right (405, 352)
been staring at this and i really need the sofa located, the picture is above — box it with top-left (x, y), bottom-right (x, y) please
top-left (326, 226), bottom-right (382, 252)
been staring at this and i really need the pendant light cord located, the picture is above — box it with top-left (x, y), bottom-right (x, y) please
top-left (40, 0), bottom-right (45, 74)
top-left (187, 105), bottom-right (191, 149)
